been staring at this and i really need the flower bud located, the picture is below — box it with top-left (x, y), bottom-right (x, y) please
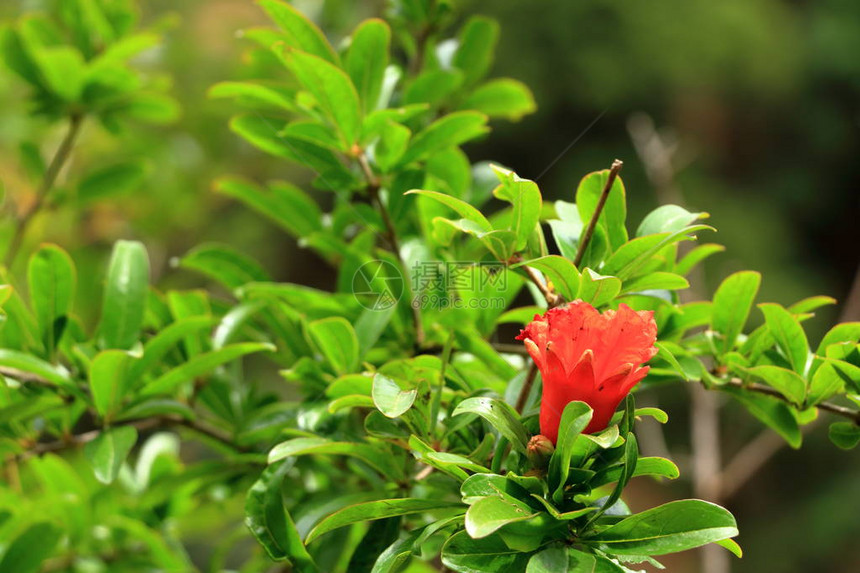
top-left (527, 434), bottom-right (555, 468)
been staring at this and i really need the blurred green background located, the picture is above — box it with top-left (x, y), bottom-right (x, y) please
top-left (1, 0), bottom-right (858, 571)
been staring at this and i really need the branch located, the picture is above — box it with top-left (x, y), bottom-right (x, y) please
top-left (720, 377), bottom-right (860, 424)
top-left (510, 259), bottom-right (567, 413)
top-left (515, 362), bottom-right (539, 414)
top-left (5, 113), bottom-right (85, 267)
top-left (357, 154), bottom-right (425, 346)
top-left (22, 415), bottom-right (243, 458)
top-left (520, 261), bottom-right (562, 307)
top-left (573, 159), bottom-right (623, 267)
top-left (0, 366), bottom-right (57, 387)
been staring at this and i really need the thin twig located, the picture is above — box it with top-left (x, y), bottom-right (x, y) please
top-left (22, 415), bottom-right (242, 458)
top-left (720, 377), bottom-right (860, 424)
top-left (0, 366), bottom-right (57, 387)
top-left (515, 362), bottom-right (538, 414)
top-left (491, 342), bottom-right (529, 356)
top-left (357, 154), bottom-right (425, 346)
top-left (5, 113), bottom-right (84, 267)
top-left (573, 159), bottom-right (623, 267)
top-left (511, 256), bottom-right (566, 414)
top-left (519, 261), bottom-right (561, 307)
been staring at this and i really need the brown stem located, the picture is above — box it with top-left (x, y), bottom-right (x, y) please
top-left (22, 415), bottom-right (242, 458)
top-left (573, 159), bottom-right (623, 268)
top-left (521, 262), bottom-right (562, 307)
top-left (515, 362), bottom-right (539, 414)
top-left (0, 365), bottom-right (61, 387)
top-left (408, 24), bottom-right (432, 76)
top-left (510, 257), bottom-right (566, 414)
top-left (5, 113), bottom-right (84, 267)
top-left (358, 154), bottom-right (425, 346)
top-left (720, 377), bottom-right (860, 424)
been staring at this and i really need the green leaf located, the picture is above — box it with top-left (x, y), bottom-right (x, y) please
top-left (120, 92), bottom-right (181, 125)
top-left (345, 19), bottom-right (390, 113)
top-left (0, 27), bottom-right (43, 88)
top-left (426, 452), bottom-right (491, 474)
top-left (143, 342), bottom-right (275, 395)
top-left (306, 498), bottom-right (460, 543)
top-left (227, 115), bottom-right (361, 188)
top-left (372, 373), bottom-right (417, 418)
top-left (126, 316), bottom-right (218, 383)
top-left (716, 538), bottom-right (744, 558)
top-left (492, 166), bottom-right (542, 251)
top-left (0, 522), bottom-right (62, 573)
top-left (277, 47), bottom-right (361, 146)
top-left (527, 547), bottom-right (568, 573)
top-left (465, 495), bottom-right (536, 538)
top-left (32, 45), bottom-right (86, 101)
top-left (354, 304), bottom-right (396, 357)
top-left (407, 189), bottom-right (493, 231)
top-left (461, 473), bottom-right (538, 505)
top-left (258, 0), bottom-right (338, 64)
top-left (27, 244), bottom-right (75, 353)
top-left (216, 177), bottom-right (323, 238)
top-left (90, 349), bottom-right (137, 420)
top-left (180, 243), bottom-right (271, 290)
top-left (637, 205), bottom-right (707, 237)
top-left (246, 462), bottom-right (319, 571)
top-left (461, 78), bottom-right (536, 121)
top-left (602, 225), bottom-right (712, 280)
top-left (676, 243), bottom-right (725, 276)
top-left (589, 433), bottom-right (637, 524)
top-left (403, 69), bottom-right (464, 107)
top-left (281, 120), bottom-right (344, 151)
top-left (788, 295), bottom-right (837, 314)
top-left (759, 303), bottom-right (809, 374)
top-left (0, 349), bottom-right (71, 387)
top-left (808, 359), bottom-right (851, 405)
top-left (452, 397), bottom-right (529, 455)
top-left (512, 256), bottom-right (580, 300)
top-left (208, 81), bottom-right (297, 111)
top-left (828, 422), bottom-right (860, 450)
top-left (77, 161), bottom-right (149, 203)
top-left (268, 437), bottom-right (401, 479)
top-left (635, 407), bottom-right (669, 424)
top-left (18, 141), bottom-right (45, 180)
top-left (442, 530), bottom-right (530, 572)
top-left (711, 271), bottom-right (761, 354)
top-left (578, 269), bottom-right (621, 308)
top-left (746, 365), bottom-right (806, 406)
top-left (621, 272), bottom-right (688, 294)
top-left (399, 111), bottom-right (489, 165)
top-left (99, 240), bottom-right (150, 350)
top-left (84, 425), bottom-right (138, 484)
top-left (590, 456), bottom-right (680, 487)
top-left (549, 401), bottom-right (593, 501)
top-left (307, 317), bottom-right (359, 375)
top-left (452, 17), bottom-right (500, 86)
top-left (721, 385), bottom-right (801, 448)
top-left (817, 322), bottom-right (860, 355)
top-left (374, 120), bottom-right (411, 173)
top-left (576, 170), bottom-right (628, 251)
top-left (587, 499), bottom-right (738, 556)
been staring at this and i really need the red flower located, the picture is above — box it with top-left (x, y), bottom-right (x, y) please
top-left (516, 301), bottom-right (658, 443)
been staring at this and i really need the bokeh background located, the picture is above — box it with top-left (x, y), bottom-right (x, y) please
top-left (1, 0), bottom-right (859, 571)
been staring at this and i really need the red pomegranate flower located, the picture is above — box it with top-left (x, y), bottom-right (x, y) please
top-left (516, 301), bottom-right (658, 443)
